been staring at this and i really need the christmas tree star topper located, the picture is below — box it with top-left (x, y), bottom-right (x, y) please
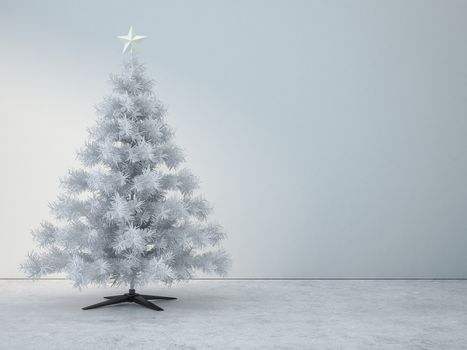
top-left (118, 26), bottom-right (147, 54)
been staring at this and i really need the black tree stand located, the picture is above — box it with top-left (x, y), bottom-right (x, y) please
top-left (82, 289), bottom-right (177, 311)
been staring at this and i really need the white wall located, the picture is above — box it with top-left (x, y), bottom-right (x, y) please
top-left (1, 0), bottom-right (467, 278)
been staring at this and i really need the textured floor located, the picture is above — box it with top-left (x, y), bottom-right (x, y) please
top-left (1, 280), bottom-right (467, 349)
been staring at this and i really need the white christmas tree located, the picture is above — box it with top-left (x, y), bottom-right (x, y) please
top-left (21, 28), bottom-right (230, 306)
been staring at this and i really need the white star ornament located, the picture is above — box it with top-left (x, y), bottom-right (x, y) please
top-left (117, 26), bottom-right (147, 54)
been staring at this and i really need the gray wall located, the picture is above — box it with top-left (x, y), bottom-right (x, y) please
top-left (1, 0), bottom-right (467, 278)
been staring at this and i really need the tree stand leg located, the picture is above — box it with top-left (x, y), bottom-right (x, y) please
top-left (82, 289), bottom-right (177, 311)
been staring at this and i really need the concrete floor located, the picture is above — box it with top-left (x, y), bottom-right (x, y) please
top-left (1, 279), bottom-right (466, 349)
